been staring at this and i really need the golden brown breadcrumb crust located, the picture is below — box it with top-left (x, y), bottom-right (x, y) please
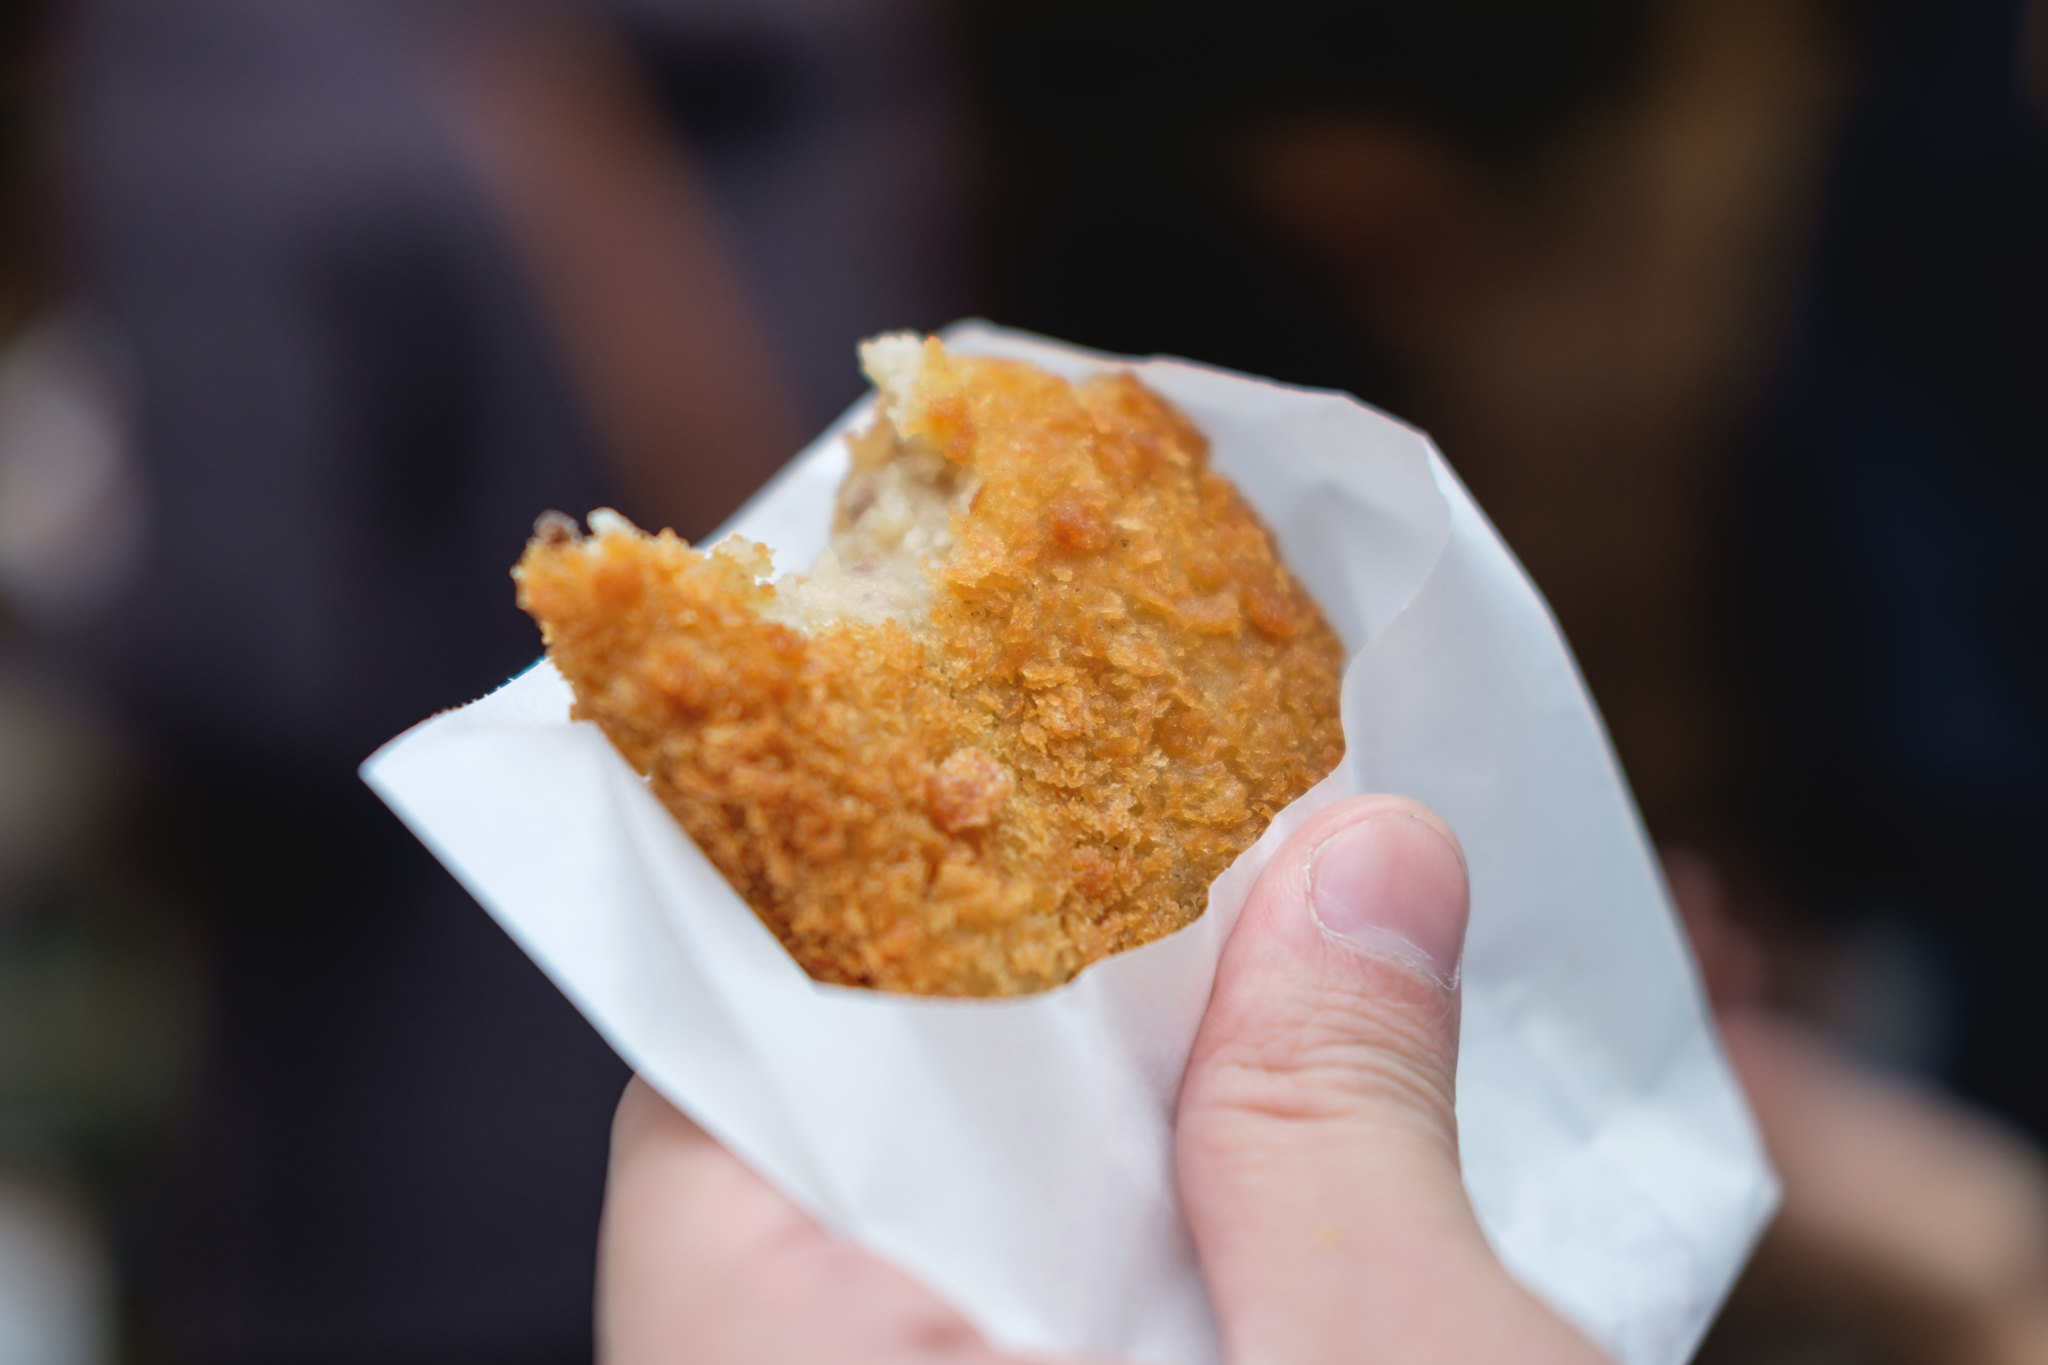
top-left (514, 342), bottom-right (1345, 996)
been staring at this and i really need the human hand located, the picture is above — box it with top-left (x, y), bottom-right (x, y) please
top-left (1662, 847), bottom-right (2048, 1365)
top-left (597, 795), bottom-right (1606, 1363)
top-left (1719, 1010), bottom-right (2048, 1365)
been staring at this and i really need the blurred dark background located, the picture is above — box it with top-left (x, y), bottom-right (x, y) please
top-left (0, 0), bottom-right (2042, 1361)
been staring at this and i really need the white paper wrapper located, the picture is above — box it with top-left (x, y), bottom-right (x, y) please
top-left (363, 323), bottom-right (1775, 1365)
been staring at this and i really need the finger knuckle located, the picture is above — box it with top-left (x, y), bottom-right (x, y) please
top-left (1191, 974), bottom-right (1456, 1135)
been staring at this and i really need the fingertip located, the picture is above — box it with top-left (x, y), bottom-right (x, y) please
top-left (1224, 793), bottom-right (1470, 994)
top-left (611, 1075), bottom-right (706, 1167)
top-left (1289, 794), bottom-right (1467, 879)
top-left (615, 1073), bottom-right (653, 1121)
top-left (1307, 802), bottom-right (1470, 986)
top-left (611, 1074), bottom-right (657, 1149)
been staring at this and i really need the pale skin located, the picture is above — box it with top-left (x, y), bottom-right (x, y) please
top-left (597, 795), bottom-right (1609, 1364)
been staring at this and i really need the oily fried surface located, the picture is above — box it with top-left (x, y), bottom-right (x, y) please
top-left (515, 342), bottom-right (1346, 996)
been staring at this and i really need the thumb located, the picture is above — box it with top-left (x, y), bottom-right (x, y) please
top-left (1177, 795), bottom-right (1599, 1364)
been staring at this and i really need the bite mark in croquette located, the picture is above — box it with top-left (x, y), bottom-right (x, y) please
top-left (514, 337), bottom-right (1346, 996)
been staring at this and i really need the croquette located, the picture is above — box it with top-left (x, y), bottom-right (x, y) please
top-left (514, 337), bottom-right (1346, 996)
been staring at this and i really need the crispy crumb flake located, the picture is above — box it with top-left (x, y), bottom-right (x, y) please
top-left (928, 748), bottom-right (1014, 834)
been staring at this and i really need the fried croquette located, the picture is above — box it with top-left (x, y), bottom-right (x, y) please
top-left (514, 337), bottom-right (1346, 996)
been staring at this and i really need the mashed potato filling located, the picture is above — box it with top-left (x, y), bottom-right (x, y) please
top-left (767, 336), bottom-right (980, 633)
